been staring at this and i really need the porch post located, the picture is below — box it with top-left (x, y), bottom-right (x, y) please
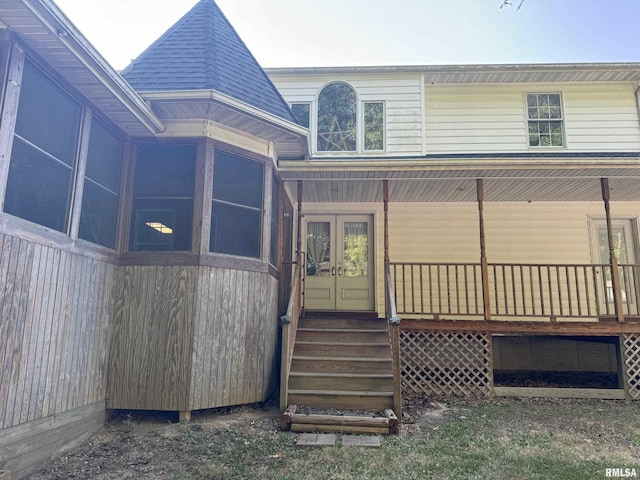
top-left (383, 181), bottom-right (390, 261)
top-left (601, 178), bottom-right (625, 322)
top-left (383, 180), bottom-right (390, 313)
top-left (477, 179), bottom-right (491, 321)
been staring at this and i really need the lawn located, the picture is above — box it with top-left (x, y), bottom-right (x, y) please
top-left (26, 397), bottom-right (640, 480)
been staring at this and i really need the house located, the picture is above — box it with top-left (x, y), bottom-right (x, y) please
top-left (267, 64), bottom-right (640, 401)
top-left (0, 0), bottom-right (639, 477)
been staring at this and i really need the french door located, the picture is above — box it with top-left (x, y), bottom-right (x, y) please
top-left (304, 214), bottom-right (374, 311)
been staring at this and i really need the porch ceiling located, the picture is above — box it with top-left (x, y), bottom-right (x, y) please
top-left (284, 176), bottom-right (640, 203)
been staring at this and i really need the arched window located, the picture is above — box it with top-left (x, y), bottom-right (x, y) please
top-left (317, 82), bottom-right (356, 152)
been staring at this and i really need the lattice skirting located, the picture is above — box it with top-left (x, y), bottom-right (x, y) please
top-left (623, 334), bottom-right (640, 400)
top-left (400, 330), bottom-right (493, 397)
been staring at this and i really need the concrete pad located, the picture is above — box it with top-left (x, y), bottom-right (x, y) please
top-left (341, 435), bottom-right (381, 447)
top-left (296, 433), bottom-right (336, 446)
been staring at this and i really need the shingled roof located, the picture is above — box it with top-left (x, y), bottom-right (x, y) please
top-left (122, 0), bottom-right (297, 123)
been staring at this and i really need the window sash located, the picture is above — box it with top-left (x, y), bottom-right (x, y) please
top-left (526, 93), bottom-right (564, 147)
top-left (363, 102), bottom-right (384, 151)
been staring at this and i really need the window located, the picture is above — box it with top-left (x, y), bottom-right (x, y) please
top-left (315, 83), bottom-right (385, 153)
top-left (364, 102), bottom-right (384, 151)
top-left (317, 83), bottom-right (357, 152)
top-left (270, 174), bottom-right (279, 265)
top-left (527, 93), bottom-right (564, 147)
top-left (4, 60), bottom-right (82, 232)
top-left (130, 144), bottom-right (196, 251)
top-left (78, 120), bottom-right (124, 249)
top-left (291, 103), bottom-right (310, 128)
top-left (210, 150), bottom-right (264, 258)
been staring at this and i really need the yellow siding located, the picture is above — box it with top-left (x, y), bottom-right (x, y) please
top-left (298, 201), bottom-right (640, 317)
top-left (425, 82), bottom-right (640, 153)
top-left (382, 201), bottom-right (640, 318)
top-left (386, 201), bottom-right (640, 263)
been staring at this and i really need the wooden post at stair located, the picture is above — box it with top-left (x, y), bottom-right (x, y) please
top-left (296, 180), bottom-right (303, 260)
top-left (296, 180), bottom-right (304, 315)
top-left (477, 179), bottom-right (491, 321)
top-left (601, 178), bottom-right (625, 323)
top-left (384, 180), bottom-right (402, 421)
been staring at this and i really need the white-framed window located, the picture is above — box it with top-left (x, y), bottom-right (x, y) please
top-left (363, 101), bottom-right (384, 151)
top-left (313, 82), bottom-right (385, 154)
top-left (526, 93), bottom-right (564, 148)
top-left (290, 102), bottom-right (310, 129)
top-left (317, 82), bottom-right (357, 152)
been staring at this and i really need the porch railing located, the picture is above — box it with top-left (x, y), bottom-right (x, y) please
top-left (385, 260), bottom-right (402, 419)
top-left (391, 262), bottom-right (640, 320)
top-left (279, 255), bottom-right (303, 411)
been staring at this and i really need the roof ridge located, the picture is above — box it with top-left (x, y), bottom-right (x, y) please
top-left (121, 0), bottom-right (203, 76)
top-left (203, 0), bottom-right (297, 121)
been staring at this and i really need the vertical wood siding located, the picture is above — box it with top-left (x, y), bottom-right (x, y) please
top-left (108, 265), bottom-right (279, 412)
top-left (425, 82), bottom-right (640, 153)
top-left (0, 233), bottom-right (115, 430)
top-left (108, 265), bottom-right (197, 411)
top-left (270, 74), bottom-right (424, 155)
top-left (189, 267), bottom-right (279, 410)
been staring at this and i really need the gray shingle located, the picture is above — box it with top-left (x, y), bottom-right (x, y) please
top-left (122, 0), bottom-right (297, 123)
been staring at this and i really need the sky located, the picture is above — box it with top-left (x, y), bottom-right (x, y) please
top-left (53, 0), bottom-right (640, 71)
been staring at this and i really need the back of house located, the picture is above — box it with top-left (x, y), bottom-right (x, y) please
top-left (0, 0), bottom-right (639, 478)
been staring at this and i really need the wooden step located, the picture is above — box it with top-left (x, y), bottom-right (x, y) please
top-left (289, 372), bottom-right (394, 391)
top-left (281, 405), bottom-right (399, 434)
top-left (288, 390), bottom-right (394, 411)
top-left (296, 328), bottom-right (389, 343)
top-left (299, 317), bottom-right (387, 329)
top-left (291, 355), bottom-right (393, 374)
top-left (294, 342), bottom-right (390, 357)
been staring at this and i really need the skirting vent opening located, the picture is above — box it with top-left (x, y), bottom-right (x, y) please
top-left (493, 335), bottom-right (621, 389)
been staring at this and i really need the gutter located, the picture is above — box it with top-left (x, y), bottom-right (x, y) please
top-left (636, 84), bottom-right (640, 131)
top-left (141, 89), bottom-right (310, 156)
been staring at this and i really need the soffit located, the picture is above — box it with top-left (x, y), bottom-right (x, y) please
top-left (146, 93), bottom-right (308, 159)
top-left (266, 63), bottom-right (640, 84)
top-left (282, 167), bottom-right (640, 203)
top-left (0, 0), bottom-right (163, 137)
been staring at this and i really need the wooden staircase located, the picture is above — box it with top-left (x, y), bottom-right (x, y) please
top-left (282, 315), bottom-right (398, 434)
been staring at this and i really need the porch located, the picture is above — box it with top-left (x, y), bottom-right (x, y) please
top-left (278, 164), bottom-right (640, 414)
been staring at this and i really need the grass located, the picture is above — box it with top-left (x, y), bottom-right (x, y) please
top-left (27, 398), bottom-right (640, 480)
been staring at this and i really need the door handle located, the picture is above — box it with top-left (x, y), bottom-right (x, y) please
top-left (331, 266), bottom-right (336, 276)
top-left (337, 266), bottom-right (342, 276)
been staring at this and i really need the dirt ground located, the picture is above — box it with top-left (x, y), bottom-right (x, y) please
top-left (23, 395), bottom-right (640, 480)
top-left (23, 396), bottom-right (447, 479)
